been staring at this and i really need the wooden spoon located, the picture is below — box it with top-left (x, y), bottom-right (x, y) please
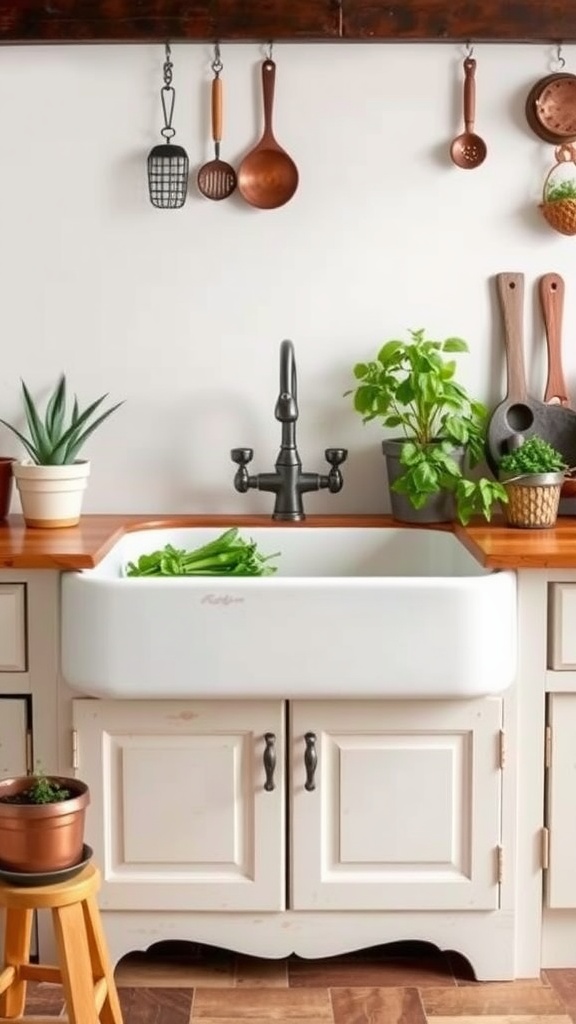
top-left (237, 59), bottom-right (299, 210)
top-left (450, 57), bottom-right (487, 170)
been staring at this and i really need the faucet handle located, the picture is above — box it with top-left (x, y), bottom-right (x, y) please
top-left (323, 448), bottom-right (347, 494)
top-left (325, 448), bottom-right (348, 468)
top-left (231, 448), bottom-right (254, 466)
top-left (231, 448), bottom-right (254, 494)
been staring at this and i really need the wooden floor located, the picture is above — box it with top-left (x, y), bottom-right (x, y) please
top-left (11, 940), bottom-right (576, 1023)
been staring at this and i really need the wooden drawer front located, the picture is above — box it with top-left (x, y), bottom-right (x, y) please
top-left (0, 585), bottom-right (26, 672)
top-left (549, 584), bottom-right (576, 669)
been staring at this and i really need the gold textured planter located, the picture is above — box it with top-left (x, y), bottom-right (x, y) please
top-left (501, 471), bottom-right (564, 529)
top-left (0, 776), bottom-right (90, 873)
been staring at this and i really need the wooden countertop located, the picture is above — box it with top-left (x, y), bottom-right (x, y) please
top-left (1, 512), bottom-right (576, 571)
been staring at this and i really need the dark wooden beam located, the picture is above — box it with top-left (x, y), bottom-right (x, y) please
top-left (0, 0), bottom-right (573, 43)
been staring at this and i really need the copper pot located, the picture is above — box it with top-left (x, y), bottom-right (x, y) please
top-left (526, 73), bottom-right (576, 144)
top-left (0, 776), bottom-right (89, 873)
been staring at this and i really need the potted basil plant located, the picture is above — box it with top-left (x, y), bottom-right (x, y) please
top-left (498, 435), bottom-right (567, 529)
top-left (346, 328), bottom-right (507, 524)
top-left (0, 374), bottom-right (123, 528)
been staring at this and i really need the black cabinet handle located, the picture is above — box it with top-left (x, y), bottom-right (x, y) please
top-left (263, 732), bottom-right (276, 791)
top-left (304, 731), bottom-right (317, 791)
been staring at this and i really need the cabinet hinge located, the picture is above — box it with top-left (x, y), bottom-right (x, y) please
top-left (25, 728), bottom-right (33, 774)
top-left (496, 845), bottom-right (504, 884)
top-left (71, 729), bottom-right (79, 771)
top-left (545, 725), bottom-right (552, 770)
top-left (498, 729), bottom-right (506, 769)
top-left (542, 826), bottom-right (550, 870)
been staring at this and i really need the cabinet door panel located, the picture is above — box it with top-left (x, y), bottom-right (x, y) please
top-left (0, 585), bottom-right (26, 672)
top-left (291, 699), bottom-right (502, 911)
top-left (546, 694), bottom-right (576, 907)
top-left (0, 697), bottom-right (28, 776)
top-left (73, 699), bottom-right (285, 912)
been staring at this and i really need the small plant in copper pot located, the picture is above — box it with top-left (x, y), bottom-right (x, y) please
top-left (0, 769), bottom-right (89, 874)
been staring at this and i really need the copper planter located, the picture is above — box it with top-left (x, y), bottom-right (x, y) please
top-left (0, 776), bottom-right (90, 873)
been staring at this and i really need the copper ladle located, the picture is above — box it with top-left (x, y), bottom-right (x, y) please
top-left (237, 59), bottom-right (299, 210)
top-left (450, 57), bottom-right (487, 169)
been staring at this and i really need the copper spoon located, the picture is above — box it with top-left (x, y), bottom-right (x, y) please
top-left (237, 59), bottom-right (299, 210)
top-left (450, 57), bottom-right (487, 169)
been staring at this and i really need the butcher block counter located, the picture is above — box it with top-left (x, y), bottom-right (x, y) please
top-left (0, 512), bottom-right (574, 570)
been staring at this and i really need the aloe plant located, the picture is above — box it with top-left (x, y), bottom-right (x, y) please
top-left (0, 374), bottom-right (124, 465)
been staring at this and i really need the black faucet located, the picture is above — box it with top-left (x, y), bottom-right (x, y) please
top-left (231, 339), bottom-right (347, 521)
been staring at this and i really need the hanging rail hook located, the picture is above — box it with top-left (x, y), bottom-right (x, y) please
top-left (265, 40), bottom-right (274, 61)
top-left (464, 40), bottom-right (474, 59)
top-left (212, 40), bottom-right (223, 76)
top-left (555, 42), bottom-right (566, 70)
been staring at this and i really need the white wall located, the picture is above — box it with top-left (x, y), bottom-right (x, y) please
top-left (0, 41), bottom-right (572, 514)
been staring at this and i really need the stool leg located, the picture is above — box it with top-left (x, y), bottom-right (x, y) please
top-left (0, 907), bottom-right (33, 1019)
top-left (82, 895), bottom-right (124, 1024)
top-left (51, 903), bottom-right (99, 1024)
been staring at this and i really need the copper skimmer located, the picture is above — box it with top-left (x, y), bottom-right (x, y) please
top-left (197, 50), bottom-right (237, 201)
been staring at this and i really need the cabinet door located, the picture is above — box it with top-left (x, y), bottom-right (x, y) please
top-left (545, 694), bottom-right (576, 907)
top-left (73, 699), bottom-right (285, 912)
top-left (290, 698), bottom-right (503, 911)
top-left (0, 697), bottom-right (28, 776)
top-left (0, 585), bottom-right (26, 673)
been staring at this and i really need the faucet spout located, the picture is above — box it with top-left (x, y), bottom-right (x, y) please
top-left (275, 340), bottom-right (299, 427)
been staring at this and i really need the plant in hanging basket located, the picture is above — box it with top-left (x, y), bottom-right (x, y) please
top-left (0, 770), bottom-right (90, 873)
top-left (540, 145), bottom-right (576, 235)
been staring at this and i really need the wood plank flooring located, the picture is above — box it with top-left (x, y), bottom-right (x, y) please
top-left (9, 940), bottom-right (576, 1024)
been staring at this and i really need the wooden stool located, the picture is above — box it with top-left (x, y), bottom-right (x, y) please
top-left (0, 863), bottom-right (123, 1023)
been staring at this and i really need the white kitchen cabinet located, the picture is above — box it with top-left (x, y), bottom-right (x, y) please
top-left (0, 697), bottom-right (28, 777)
top-left (73, 695), bottom-right (503, 916)
top-left (290, 698), bottom-right (503, 912)
top-left (72, 699), bottom-right (286, 912)
top-left (0, 585), bottom-right (26, 674)
top-left (545, 693), bottom-right (576, 908)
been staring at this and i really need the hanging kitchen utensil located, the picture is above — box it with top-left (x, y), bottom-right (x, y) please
top-left (526, 51), bottom-right (576, 146)
top-left (237, 55), bottom-right (299, 210)
top-left (541, 273), bottom-right (570, 407)
top-left (540, 144), bottom-right (576, 235)
top-left (147, 43), bottom-right (189, 209)
top-left (197, 45), bottom-right (237, 201)
top-left (450, 54), bottom-right (487, 169)
top-left (540, 272), bottom-right (576, 500)
top-left (485, 272), bottom-right (576, 474)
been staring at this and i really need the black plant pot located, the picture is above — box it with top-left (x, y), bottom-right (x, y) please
top-left (382, 439), bottom-right (465, 524)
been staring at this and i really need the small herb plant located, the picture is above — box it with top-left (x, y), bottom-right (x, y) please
top-left (126, 527), bottom-right (280, 577)
top-left (346, 328), bottom-right (507, 525)
top-left (0, 374), bottom-right (124, 465)
top-left (545, 179), bottom-right (576, 203)
top-left (0, 770), bottom-right (71, 806)
top-left (498, 436), bottom-right (567, 477)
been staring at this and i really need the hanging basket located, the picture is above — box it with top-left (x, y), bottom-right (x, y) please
top-left (540, 145), bottom-right (576, 235)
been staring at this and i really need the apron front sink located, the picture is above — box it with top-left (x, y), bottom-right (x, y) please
top-left (60, 526), bottom-right (516, 699)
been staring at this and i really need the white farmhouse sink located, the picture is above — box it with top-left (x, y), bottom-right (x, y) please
top-left (60, 526), bottom-right (516, 700)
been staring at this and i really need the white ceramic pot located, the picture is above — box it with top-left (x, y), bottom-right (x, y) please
top-left (13, 460), bottom-right (90, 528)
